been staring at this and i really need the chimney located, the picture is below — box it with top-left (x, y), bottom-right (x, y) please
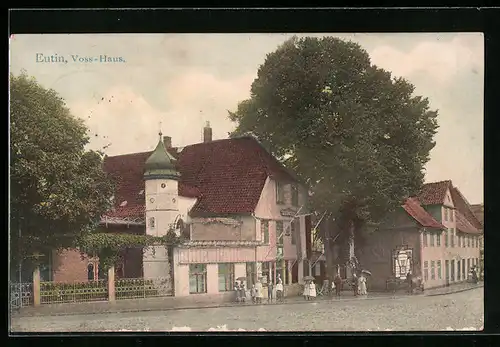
top-left (203, 121), bottom-right (212, 143)
top-left (163, 136), bottom-right (172, 148)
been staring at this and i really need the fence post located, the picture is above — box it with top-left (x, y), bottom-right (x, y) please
top-left (108, 265), bottom-right (115, 302)
top-left (33, 266), bottom-right (41, 307)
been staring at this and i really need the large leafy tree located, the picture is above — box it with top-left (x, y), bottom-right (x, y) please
top-left (10, 72), bottom-right (115, 270)
top-left (229, 36), bottom-right (438, 279)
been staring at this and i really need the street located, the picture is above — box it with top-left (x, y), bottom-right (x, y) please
top-left (10, 287), bottom-right (483, 332)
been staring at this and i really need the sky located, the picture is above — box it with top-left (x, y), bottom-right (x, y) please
top-left (9, 33), bottom-right (484, 204)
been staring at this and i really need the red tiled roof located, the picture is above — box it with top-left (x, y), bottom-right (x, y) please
top-left (402, 197), bottom-right (445, 230)
top-left (450, 187), bottom-right (483, 231)
top-left (102, 137), bottom-right (297, 217)
top-left (418, 180), bottom-right (452, 205)
top-left (455, 210), bottom-right (480, 234)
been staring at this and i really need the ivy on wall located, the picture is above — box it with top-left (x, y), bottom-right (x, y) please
top-left (75, 228), bottom-right (185, 271)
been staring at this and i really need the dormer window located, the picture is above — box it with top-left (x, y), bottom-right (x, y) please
top-left (276, 181), bottom-right (285, 205)
top-left (291, 184), bottom-right (299, 207)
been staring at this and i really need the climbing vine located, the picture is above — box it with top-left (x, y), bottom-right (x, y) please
top-left (75, 228), bottom-right (186, 271)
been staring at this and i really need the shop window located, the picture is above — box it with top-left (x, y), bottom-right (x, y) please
top-left (189, 264), bottom-right (207, 294)
top-left (218, 263), bottom-right (235, 292)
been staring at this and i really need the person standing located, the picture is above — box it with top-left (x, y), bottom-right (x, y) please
top-left (303, 280), bottom-right (310, 300)
top-left (255, 278), bottom-right (263, 304)
top-left (276, 278), bottom-right (284, 303)
top-left (334, 274), bottom-right (342, 297)
top-left (352, 273), bottom-right (359, 296)
top-left (406, 271), bottom-right (413, 294)
top-left (359, 274), bottom-right (367, 295)
top-left (267, 274), bottom-right (274, 303)
top-left (309, 280), bottom-right (317, 300)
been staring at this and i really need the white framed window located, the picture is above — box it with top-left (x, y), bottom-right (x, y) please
top-left (424, 261), bottom-right (429, 281)
top-left (261, 220), bottom-right (269, 244)
top-left (189, 264), bottom-right (207, 294)
top-left (431, 261), bottom-right (436, 280)
top-left (218, 263), bottom-right (235, 292)
top-left (437, 260), bottom-right (442, 279)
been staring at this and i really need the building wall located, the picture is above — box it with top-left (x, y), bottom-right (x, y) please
top-left (190, 216), bottom-right (255, 241)
top-left (175, 247), bottom-right (257, 264)
top-left (420, 198), bottom-right (481, 288)
top-left (52, 248), bottom-right (95, 283)
top-left (358, 211), bottom-right (422, 291)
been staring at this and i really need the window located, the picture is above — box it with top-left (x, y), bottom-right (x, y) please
top-left (189, 264), bottom-right (207, 294)
top-left (467, 236), bottom-right (471, 247)
top-left (276, 221), bottom-right (284, 245)
top-left (430, 233), bottom-right (435, 247)
top-left (87, 263), bottom-right (95, 281)
top-left (444, 208), bottom-right (448, 221)
top-left (450, 209), bottom-right (454, 222)
top-left (457, 261), bottom-right (461, 281)
top-left (149, 217), bottom-right (155, 230)
top-left (451, 260), bottom-right (455, 281)
top-left (458, 234), bottom-right (461, 247)
top-left (445, 260), bottom-right (450, 280)
top-left (437, 260), bottom-right (442, 280)
top-left (423, 232), bottom-right (428, 247)
top-left (290, 220), bottom-right (297, 245)
top-left (291, 184), bottom-right (299, 207)
top-left (431, 261), bottom-right (435, 280)
top-left (462, 235), bottom-right (466, 248)
top-left (467, 259), bottom-right (470, 275)
top-left (261, 220), bottom-right (269, 244)
top-left (424, 261), bottom-right (429, 281)
top-left (451, 229), bottom-right (455, 247)
top-left (218, 263), bottom-right (235, 292)
top-left (462, 259), bottom-right (466, 279)
top-left (445, 229), bottom-right (449, 247)
top-left (437, 232), bottom-right (441, 246)
top-left (276, 181), bottom-right (285, 204)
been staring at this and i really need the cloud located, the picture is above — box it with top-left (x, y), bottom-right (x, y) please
top-left (369, 35), bottom-right (483, 84)
top-left (70, 70), bottom-right (255, 155)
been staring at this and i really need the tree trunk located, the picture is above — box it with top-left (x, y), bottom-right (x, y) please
top-left (323, 216), bottom-right (337, 283)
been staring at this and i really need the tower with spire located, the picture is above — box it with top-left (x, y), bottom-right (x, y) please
top-left (143, 130), bottom-right (180, 280)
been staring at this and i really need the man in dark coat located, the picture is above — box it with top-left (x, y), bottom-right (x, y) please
top-left (406, 272), bottom-right (413, 294)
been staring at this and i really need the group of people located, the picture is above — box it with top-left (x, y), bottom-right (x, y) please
top-left (351, 272), bottom-right (368, 296)
top-left (239, 274), bottom-right (285, 304)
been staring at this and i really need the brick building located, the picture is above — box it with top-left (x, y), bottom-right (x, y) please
top-left (40, 123), bottom-right (313, 299)
top-left (359, 180), bottom-right (483, 290)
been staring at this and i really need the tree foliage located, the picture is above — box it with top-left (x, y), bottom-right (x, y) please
top-left (229, 36), bottom-right (438, 260)
top-left (10, 72), bottom-right (115, 264)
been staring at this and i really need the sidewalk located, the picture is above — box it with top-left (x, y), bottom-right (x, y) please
top-left (12, 281), bottom-right (483, 318)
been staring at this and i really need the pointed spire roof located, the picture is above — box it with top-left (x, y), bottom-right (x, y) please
top-left (144, 131), bottom-right (180, 180)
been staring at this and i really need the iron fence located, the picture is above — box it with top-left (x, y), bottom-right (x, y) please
top-left (115, 277), bottom-right (173, 300)
top-left (10, 282), bottom-right (33, 309)
top-left (40, 280), bottom-right (108, 304)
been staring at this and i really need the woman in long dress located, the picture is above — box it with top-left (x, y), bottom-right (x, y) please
top-left (255, 279), bottom-right (263, 304)
top-left (309, 281), bottom-right (317, 300)
top-left (359, 274), bottom-right (368, 295)
top-left (303, 280), bottom-right (310, 300)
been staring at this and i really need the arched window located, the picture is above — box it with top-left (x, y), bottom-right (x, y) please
top-left (87, 263), bottom-right (95, 281)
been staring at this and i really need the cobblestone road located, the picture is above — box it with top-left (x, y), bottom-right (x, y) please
top-left (10, 288), bottom-right (483, 332)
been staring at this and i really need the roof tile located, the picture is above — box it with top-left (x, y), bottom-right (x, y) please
top-left (102, 137), bottom-right (297, 218)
